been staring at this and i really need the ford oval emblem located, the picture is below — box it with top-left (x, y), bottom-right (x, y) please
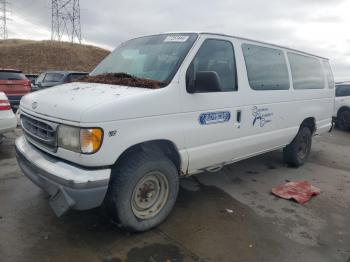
top-left (32, 102), bottom-right (38, 110)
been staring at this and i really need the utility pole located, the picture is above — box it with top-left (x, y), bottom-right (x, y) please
top-left (51, 0), bottom-right (82, 44)
top-left (0, 0), bottom-right (8, 40)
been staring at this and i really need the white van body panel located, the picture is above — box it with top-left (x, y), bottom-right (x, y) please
top-left (18, 32), bottom-right (334, 176)
top-left (178, 35), bottom-right (333, 173)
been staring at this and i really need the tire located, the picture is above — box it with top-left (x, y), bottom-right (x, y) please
top-left (337, 109), bottom-right (350, 131)
top-left (105, 150), bottom-right (179, 232)
top-left (283, 127), bottom-right (312, 167)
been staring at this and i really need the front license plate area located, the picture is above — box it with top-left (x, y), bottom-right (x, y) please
top-left (49, 189), bottom-right (75, 217)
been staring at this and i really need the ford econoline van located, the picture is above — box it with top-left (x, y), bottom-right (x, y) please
top-left (15, 32), bottom-right (334, 231)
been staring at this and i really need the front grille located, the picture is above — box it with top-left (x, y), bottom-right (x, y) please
top-left (21, 114), bottom-right (58, 151)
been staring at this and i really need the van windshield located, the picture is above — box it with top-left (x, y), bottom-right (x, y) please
top-left (90, 33), bottom-right (198, 86)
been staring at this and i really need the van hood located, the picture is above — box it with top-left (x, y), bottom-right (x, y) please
top-left (20, 82), bottom-right (151, 122)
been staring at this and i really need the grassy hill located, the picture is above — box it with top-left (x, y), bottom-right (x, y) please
top-left (0, 39), bottom-right (110, 74)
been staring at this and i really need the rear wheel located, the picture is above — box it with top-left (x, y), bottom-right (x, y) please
top-left (106, 150), bottom-right (179, 232)
top-left (337, 109), bottom-right (350, 131)
top-left (283, 127), bottom-right (312, 167)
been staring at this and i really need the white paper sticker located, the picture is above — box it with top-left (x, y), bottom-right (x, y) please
top-left (164, 35), bottom-right (189, 42)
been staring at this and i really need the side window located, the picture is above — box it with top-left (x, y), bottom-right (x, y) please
top-left (242, 44), bottom-right (289, 90)
top-left (322, 60), bottom-right (335, 89)
top-left (288, 53), bottom-right (325, 89)
top-left (187, 39), bottom-right (237, 92)
top-left (336, 85), bottom-right (350, 97)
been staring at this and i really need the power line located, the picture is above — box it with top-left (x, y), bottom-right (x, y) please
top-left (51, 0), bottom-right (81, 44)
top-left (0, 0), bottom-right (9, 40)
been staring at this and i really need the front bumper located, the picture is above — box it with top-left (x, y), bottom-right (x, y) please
top-left (15, 135), bottom-right (111, 217)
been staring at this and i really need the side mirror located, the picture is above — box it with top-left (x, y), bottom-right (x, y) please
top-left (187, 71), bottom-right (221, 93)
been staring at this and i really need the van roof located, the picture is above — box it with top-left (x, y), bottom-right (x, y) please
top-left (159, 31), bottom-right (328, 60)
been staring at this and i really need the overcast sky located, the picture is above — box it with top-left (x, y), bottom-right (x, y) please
top-left (7, 0), bottom-right (350, 80)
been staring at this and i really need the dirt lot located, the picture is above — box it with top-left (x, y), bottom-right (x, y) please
top-left (0, 129), bottom-right (349, 262)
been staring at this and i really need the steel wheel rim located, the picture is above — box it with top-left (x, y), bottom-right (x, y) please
top-left (131, 171), bottom-right (169, 220)
top-left (297, 134), bottom-right (309, 159)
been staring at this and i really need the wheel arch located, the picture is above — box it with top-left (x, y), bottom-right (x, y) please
top-left (300, 117), bottom-right (316, 135)
top-left (113, 139), bottom-right (182, 174)
top-left (337, 106), bottom-right (350, 117)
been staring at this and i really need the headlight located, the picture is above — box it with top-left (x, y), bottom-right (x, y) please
top-left (80, 128), bottom-right (103, 153)
top-left (57, 125), bottom-right (103, 154)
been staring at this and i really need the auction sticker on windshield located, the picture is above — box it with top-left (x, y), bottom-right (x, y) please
top-left (164, 35), bottom-right (189, 42)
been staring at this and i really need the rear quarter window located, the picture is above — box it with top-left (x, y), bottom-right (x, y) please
top-left (0, 72), bottom-right (26, 80)
top-left (288, 53), bottom-right (325, 90)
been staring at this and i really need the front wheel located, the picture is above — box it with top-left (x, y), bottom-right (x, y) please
top-left (337, 110), bottom-right (350, 131)
top-left (283, 127), bottom-right (312, 167)
top-left (106, 151), bottom-right (179, 232)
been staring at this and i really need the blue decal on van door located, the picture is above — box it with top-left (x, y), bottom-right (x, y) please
top-left (252, 106), bottom-right (273, 127)
top-left (199, 111), bottom-right (231, 125)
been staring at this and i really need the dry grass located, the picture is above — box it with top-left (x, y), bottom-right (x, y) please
top-left (0, 39), bottom-right (110, 74)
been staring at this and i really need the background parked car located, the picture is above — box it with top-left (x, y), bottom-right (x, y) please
top-left (334, 82), bottom-right (350, 130)
top-left (33, 71), bottom-right (88, 91)
top-left (25, 74), bottom-right (39, 88)
top-left (0, 92), bottom-right (17, 144)
top-left (25, 74), bottom-right (38, 84)
top-left (0, 69), bottom-right (31, 111)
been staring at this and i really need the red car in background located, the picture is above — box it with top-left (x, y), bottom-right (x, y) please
top-left (0, 69), bottom-right (31, 111)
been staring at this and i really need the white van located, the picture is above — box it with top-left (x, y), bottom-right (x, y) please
top-left (15, 32), bottom-right (334, 231)
top-left (334, 82), bottom-right (350, 130)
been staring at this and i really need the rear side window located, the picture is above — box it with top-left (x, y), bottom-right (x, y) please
top-left (288, 53), bottom-right (324, 89)
top-left (44, 73), bottom-right (64, 83)
top-left (322, 60), bottom-right (334, 89)
top-left (242, 44), bottom-right (289, 90)
top-left (336, 85), bottom-right (350, 97)
top-left (190, 39), bottom-right (237, 92)
top-left (0, 72), bottom-right (26, 80)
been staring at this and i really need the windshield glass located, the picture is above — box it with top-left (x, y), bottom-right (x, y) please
top-left (90, 33), bottom-right (198, 85)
